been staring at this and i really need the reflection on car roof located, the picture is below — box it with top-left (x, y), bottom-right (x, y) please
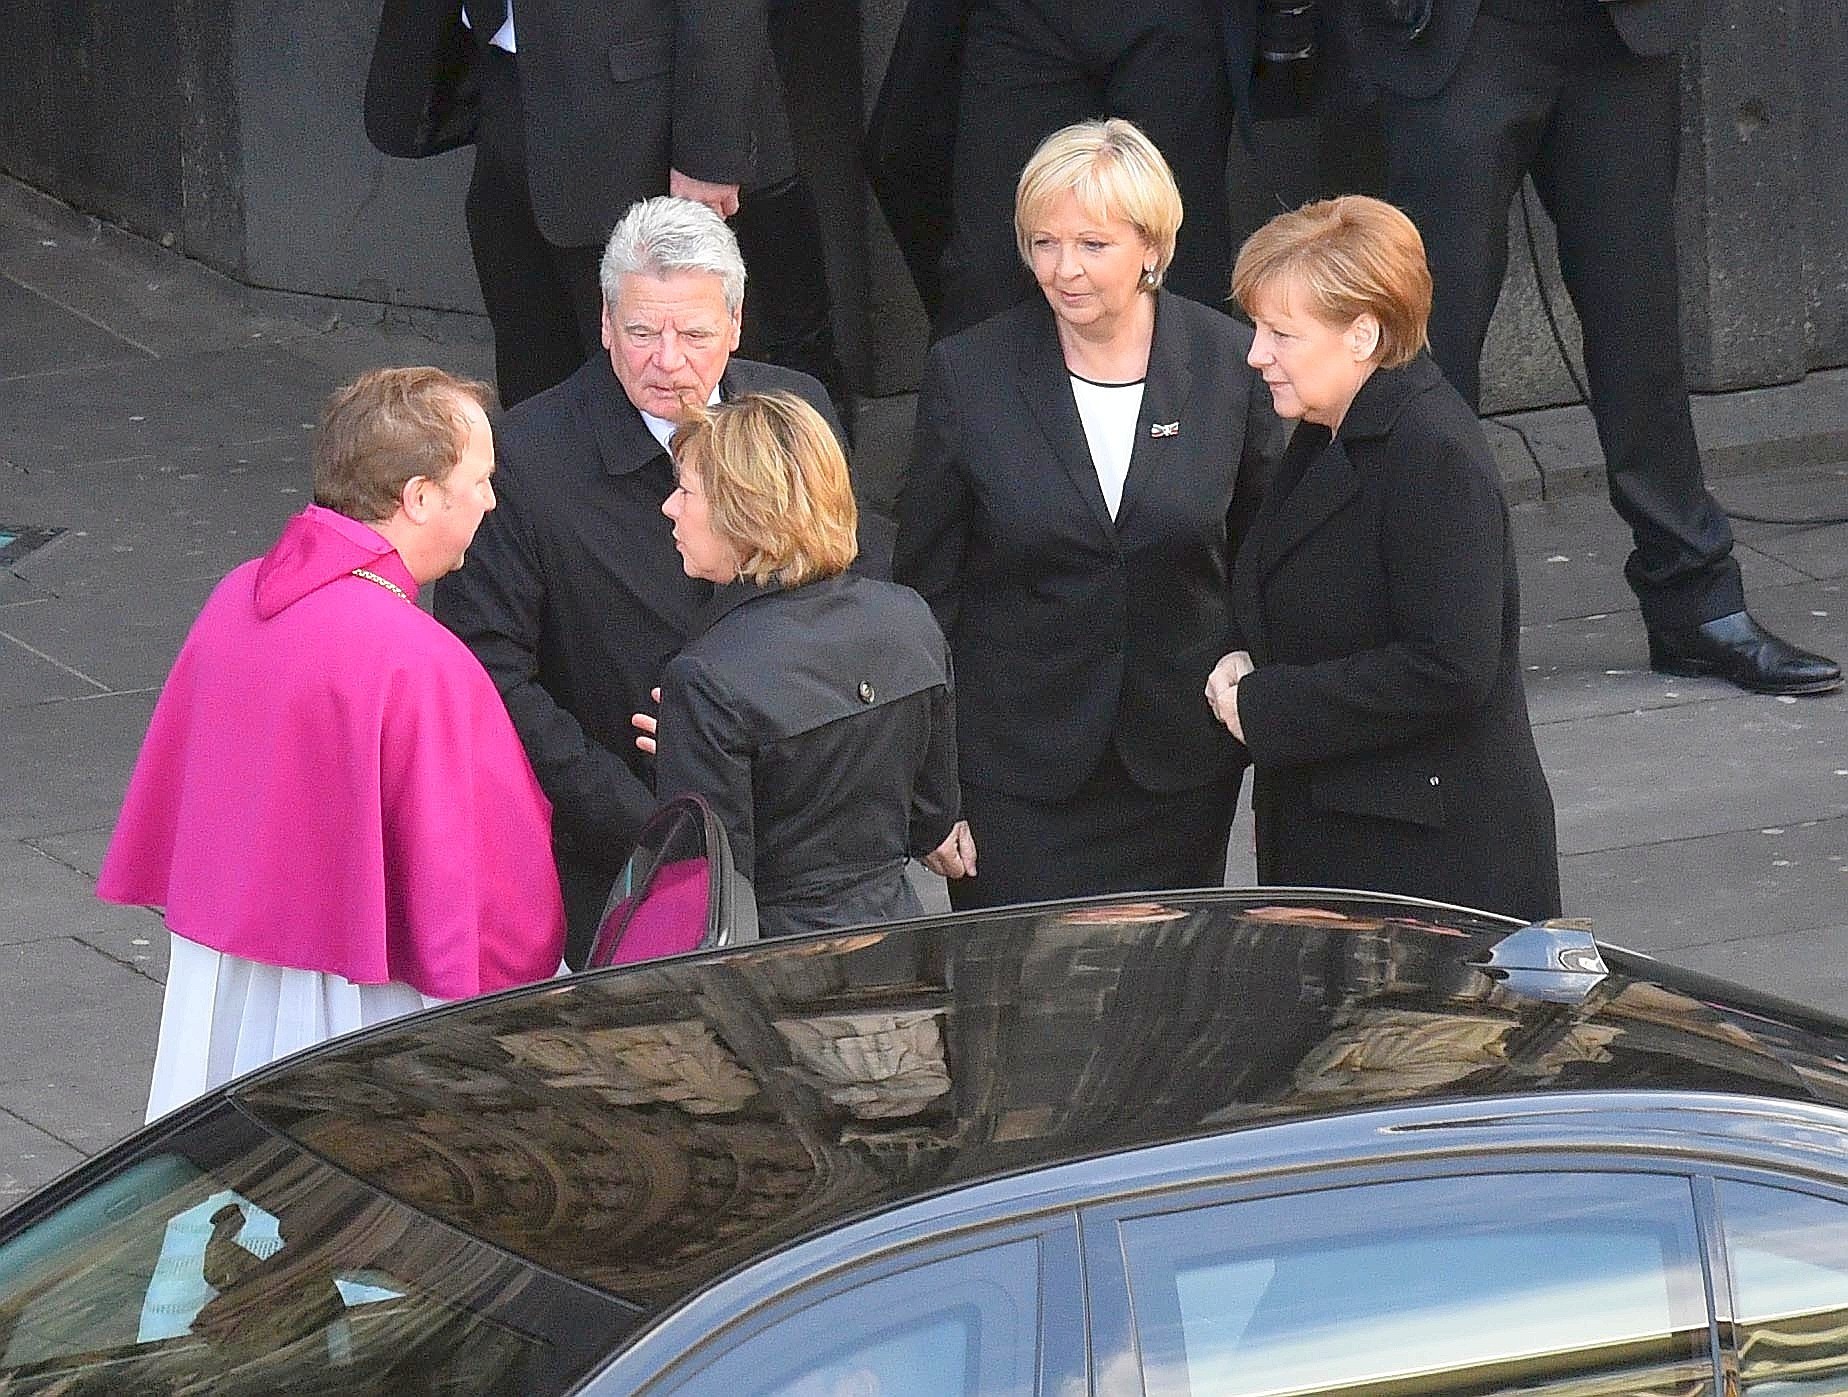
top-left (230, 890), bottom-right (1848, 1318)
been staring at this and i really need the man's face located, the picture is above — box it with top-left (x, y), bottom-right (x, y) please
top-left (425, 400), bottom-right (496, 577)
top-left (602, 271), bottom-right (742, 423)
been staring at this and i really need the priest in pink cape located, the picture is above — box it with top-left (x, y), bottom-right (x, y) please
top-left (99, 366), bottom-right (566, 1122)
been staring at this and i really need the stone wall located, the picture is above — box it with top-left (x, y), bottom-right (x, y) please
top-left (4, 0), bottom-right (1842, 412)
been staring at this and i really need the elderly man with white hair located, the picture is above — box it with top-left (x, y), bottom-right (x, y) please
top-left (436, 195), bottom-right (844, 964)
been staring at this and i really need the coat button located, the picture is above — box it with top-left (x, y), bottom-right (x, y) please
top-left (857, 680), bottom-right (876, 704)
top-left (1429, 775), bottom-right (1441, 786)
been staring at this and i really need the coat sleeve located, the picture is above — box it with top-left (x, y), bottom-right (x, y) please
top-left (655, 653), bottom-right (759, 882)
top-left (893, 344), bottom-right (972, 638)
top-left (670, 0), bottom-right (772, 183)
top-left (908, 646), bottom-right (961, 856)
top-left (1236, 429), bottom-right (1508, 768)
top-left (433, 466), bottom-right (659, 858)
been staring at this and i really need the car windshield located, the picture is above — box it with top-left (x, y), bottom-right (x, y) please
top-left (0, 1101), bottom-right (632, 1394)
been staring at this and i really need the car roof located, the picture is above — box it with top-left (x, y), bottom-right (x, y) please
top-left (230, 889), bottom-right (1848, 1319)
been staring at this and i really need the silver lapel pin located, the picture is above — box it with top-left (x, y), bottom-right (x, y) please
top-left (1150, 421), bottom-right (1180, 438)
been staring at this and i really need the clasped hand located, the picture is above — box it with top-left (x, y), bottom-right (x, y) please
top-left (1204, 649), bottom-right (1254, 743)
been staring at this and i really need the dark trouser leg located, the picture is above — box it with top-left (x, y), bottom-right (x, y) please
top-left (1092, 3), bottom-right (1234, 311)
top-left (465, 49), bottom-right (603, 407)
top-left (937, 3), bottom-right (1097, 338)
top-left (1530, 28), bottom-right (1741, 629)
top-left (733, 175), bottom-right (848, 410)
top-left (1376, 17), bottom-right (1550, 410)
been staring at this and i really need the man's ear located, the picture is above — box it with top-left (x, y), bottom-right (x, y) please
top-left (600, 300), bottom-right (616, 353)
top-left (727, 303), bottom-right (743, 353)
top-left (399, 475), bottom-right (434, 524)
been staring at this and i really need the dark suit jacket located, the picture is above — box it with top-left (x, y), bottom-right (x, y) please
top-left (895, 291), bottom-right (1285, 803)
top-left (432, 354), bottom-right (840, 950)
top-left (364, 0), bottom-right (791, 246)
top-left (1341, 0), bottom-right (1702, 98)
top-left (1231, 354), bottom-right (1560, 920)
top-left (866, 0), bottom-right (1264, 319)
top-left (658, 575), bottom-right (958, 939)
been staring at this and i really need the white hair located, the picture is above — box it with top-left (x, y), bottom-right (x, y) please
top-left (600, 196), bottom-right (747, 313)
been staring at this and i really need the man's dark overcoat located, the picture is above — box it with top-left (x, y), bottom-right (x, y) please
top-left (1231, 354), bottom-right (1561, 921)
top-left (433, 354), bottom-right (838, 958)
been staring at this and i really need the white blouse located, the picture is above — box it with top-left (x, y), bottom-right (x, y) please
top-left (1068, 372), bottom-right (1146, 520)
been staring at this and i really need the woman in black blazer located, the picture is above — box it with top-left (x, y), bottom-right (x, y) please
top-left (895, 119), bottom-right (1283, 909)
top-left (649, 393), bottom-right (969, 938)
top-left (1206, 196), bottom-right (1560, 920)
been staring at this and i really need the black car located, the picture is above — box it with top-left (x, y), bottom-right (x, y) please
top-left (3, 830), bottom-right (1848, 1394)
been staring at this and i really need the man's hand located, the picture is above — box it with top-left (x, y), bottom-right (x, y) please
top-left (923, 820), bottom-right (977, 880)
top-left (670, 168), bottom-right (741, 218)
top-left (632, 687), bottom-right (662, 755)
top-left (1205, 650), bottom-right (1253, 743)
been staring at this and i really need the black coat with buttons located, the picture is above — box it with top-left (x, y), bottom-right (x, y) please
top-left (655, 573), bottom-right (958, 939)
top-left (1231, 354), bottom-right (1561, 920)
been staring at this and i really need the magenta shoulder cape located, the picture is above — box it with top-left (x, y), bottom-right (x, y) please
top-left (98, 504), bottom-right (565, 998)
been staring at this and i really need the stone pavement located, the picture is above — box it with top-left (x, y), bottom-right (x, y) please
top-left (2, 176), bottom-right (1844, 1203)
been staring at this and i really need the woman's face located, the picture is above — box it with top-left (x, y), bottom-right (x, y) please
top-left (1025, 189), bottom-right (1155, 337)
top-left (1246, 283), bottom-right (1379, 429)
top-left (662, 461), bottom-right (741, 582)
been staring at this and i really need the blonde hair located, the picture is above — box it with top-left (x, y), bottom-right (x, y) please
top-left (671, 393), bottom-right (857, 587)
top-left (312, 367), bottom-right (495, 523)
top-left (1231, 196), bottom-right (1432, 369)
top-left (1014, 119), bottom-right (1182, 289)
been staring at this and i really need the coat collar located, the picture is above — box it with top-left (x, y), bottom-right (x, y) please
top-left (1334, 352), bottom-right (1445, 443)
top-left (696, 576), bottom-right (787, 635)
top-left (1013, 291), bottom-right (1194, 540)
top-left (580, 357), bottom-right (749, 478)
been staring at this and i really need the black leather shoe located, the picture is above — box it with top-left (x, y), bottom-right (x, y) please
top-left (1648, 611), bottom-right (1843, 695)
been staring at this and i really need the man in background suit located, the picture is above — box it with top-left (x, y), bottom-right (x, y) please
top-left (365, 0), bottom-right (842, 412)
top-left (1340, 0), bottom-right (1838, 695)
top-left (434, 198), bottom-right (844, 964)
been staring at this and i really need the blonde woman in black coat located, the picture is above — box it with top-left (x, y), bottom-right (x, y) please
top-left (896, 118), bottom-right (1282, 910)
top-left (1206, 197), bottom-right (1560, 920)
top-left (648, 393), bottom-right (971, 938)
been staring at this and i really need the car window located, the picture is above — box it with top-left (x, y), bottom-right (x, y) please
top-left (0, 1103), bottom-right (629, 1394)
top-left (1717, 1180), bottom-right (1848, 1397)
top-left (1117, 1171), bottom-right (1713, 1397)
top-left (651, 1236), bottom-right (1041, 1397)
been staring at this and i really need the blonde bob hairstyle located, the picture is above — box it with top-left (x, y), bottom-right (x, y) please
top-left (671, 392), bottom-right (858, 588)
top-left (1231, 195), bottom-right (1433, 370)
top-left (1014, 118), bottom-right (1182, 290)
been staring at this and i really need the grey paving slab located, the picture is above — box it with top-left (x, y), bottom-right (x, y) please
top-left (0, 838), bottom-right (160, 950)
top-left (0, 343), bottom-right (336, 470)
top-left (0, 937), bottom-right (164, 1151)
top-left (0, 629), bottom-right (109, 705)
top-left (1720, 462), bottom-right (1848, 581)
top-left (0, 689), bottom-right (157, 840)
top-left (0, 273), bottom-right (152, 381)
top-left (24, 825), bottom-right (115, 880)
top-left (1509, 491), bottom-right (1813, 626)
top-left (0, 177), bottom-right (328, 362)
top-left (1521, 578), bottom-right (1848, 724)
top-left (4, 438), bottom-right (309, 598)
top-left (0, 575), bottom-right (217, 693)
top-left (1641, 925), bottom-right (1848, 1023)
top-left (1536, 689), bottom-right (1848, 857)
top-left (0, 1111), bottom-right (85, 1204)
top-left (1562, 813), bottom-right (1848, 953)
